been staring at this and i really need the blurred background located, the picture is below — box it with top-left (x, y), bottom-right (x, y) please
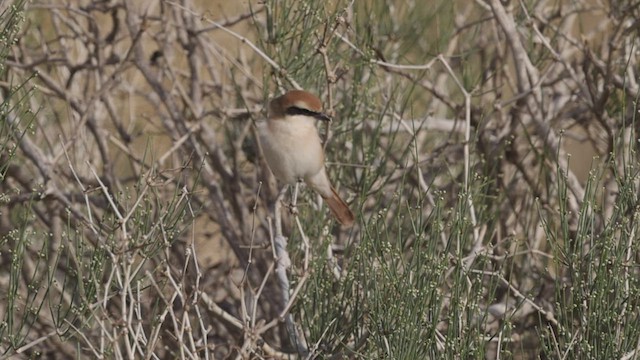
top-left (1, 0), bottom-right (639, 358)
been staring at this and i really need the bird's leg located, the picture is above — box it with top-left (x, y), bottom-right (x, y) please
top-left (288, 180), bottom-right (302, 216)
top-left (277, 184), bottom-right (290, 215)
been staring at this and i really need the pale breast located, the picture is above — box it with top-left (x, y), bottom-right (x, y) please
top-left (257, 116), bottom-right (325, 184)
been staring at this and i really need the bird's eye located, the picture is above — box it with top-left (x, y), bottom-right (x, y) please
top-left (286, 106), bottom-right (331, 121)
top-left (285, 106), bottom-right (315, 117)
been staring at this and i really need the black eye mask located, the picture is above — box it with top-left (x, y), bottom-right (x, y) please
top-left (285, 106), bottom-right (331, 122)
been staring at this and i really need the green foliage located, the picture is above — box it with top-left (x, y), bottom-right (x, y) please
top-left (3, 0), bottom-right (640, 358)
top-left (0, 1), bottom-right (29, 179)
top-left (540, 114), bottom-right (640, 358)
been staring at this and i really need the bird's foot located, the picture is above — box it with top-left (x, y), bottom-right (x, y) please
top-left (286, 202), bottom-right (299, 216)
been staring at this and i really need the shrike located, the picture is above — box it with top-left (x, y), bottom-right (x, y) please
top-left (257, 90), bottom-right (355, 227)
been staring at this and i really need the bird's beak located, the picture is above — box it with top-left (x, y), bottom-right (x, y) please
top-left (314, 112), bottom-right (331, 122)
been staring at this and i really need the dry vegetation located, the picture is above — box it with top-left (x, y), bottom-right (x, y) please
top-left (1, 0), bottom-right (639, 358)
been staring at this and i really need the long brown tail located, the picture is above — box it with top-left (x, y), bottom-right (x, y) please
top-left (323, 187), bottom-right (355, 227)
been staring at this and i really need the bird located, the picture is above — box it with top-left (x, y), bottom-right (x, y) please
top-left (256, 90), bottom-right (355, 227)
